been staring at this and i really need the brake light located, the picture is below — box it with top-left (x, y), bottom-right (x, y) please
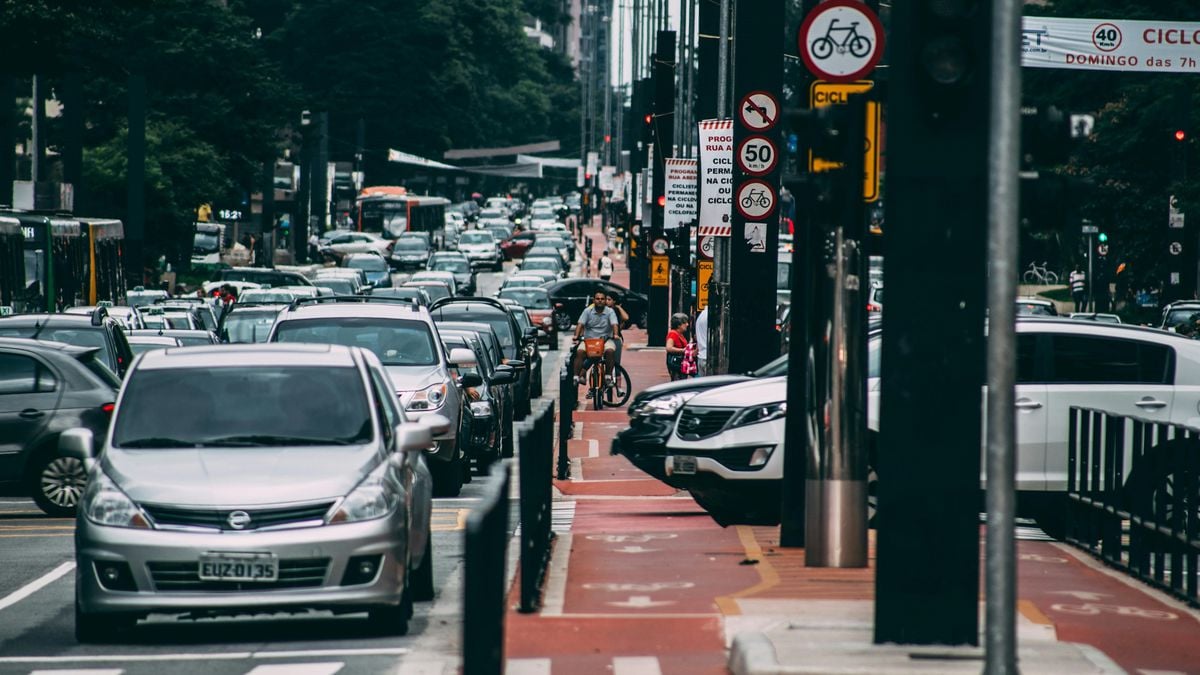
top-left (867, 303), bottom-right (881, 312)
top-left (102, 403), bottom-right (115, 416)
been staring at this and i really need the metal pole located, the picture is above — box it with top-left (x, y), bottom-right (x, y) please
top-left (716, 0), bottom-right (730, 121)
top-left (684, 0), bottom-right (696, 157)
top-left (985, 0), bottom-right (1022, 670)
top-left (1087, 233), bottom-right (1094, 313)
top-left (31, 75), bottom-right (44, 183)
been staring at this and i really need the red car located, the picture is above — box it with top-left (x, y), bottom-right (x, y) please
top-left (499, 231), bottom-right (538, 260)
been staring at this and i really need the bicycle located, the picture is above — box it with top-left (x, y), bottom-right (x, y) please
top-left (1022, 261), bottom-right (1060, 285)
top-left (575, 339), bottom-right (632, 409)
top-left (741, 189), bottom-right (770, 209)
top-left (810, 19), bottom-right (872, 60)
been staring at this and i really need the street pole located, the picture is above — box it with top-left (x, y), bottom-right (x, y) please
top-left (985, 0), bottom-right (1022, 670)
top-left (1087, 232), bottom-right (1094, 312)
top-left (716, 0), bottom-right (730, 120)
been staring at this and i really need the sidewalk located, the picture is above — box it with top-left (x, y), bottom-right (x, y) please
top-left (503, 220), bottom-right (1200, 674)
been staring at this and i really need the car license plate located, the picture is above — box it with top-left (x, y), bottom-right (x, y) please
top-left (672, 455), bottom-right (698, 475)
top-left (198, 552), bottom-right (279, 582)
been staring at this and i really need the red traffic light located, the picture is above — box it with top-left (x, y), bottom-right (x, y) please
top-left (644, 114), bottom-right (652, 125)
top-left (604, 134), bottom-right (611, 143)
top-left (1176, 129), bottom-right (1187, 142)
top-left (656, 195), bottom-right (666, 207)
top-left (585, 173), bottom-right (592, 180)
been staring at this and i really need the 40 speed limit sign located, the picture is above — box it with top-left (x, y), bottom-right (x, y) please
top-left (737, 135), bottom-right (778, 176)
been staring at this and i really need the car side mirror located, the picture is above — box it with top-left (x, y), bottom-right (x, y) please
top-left (395, 424), bottom-right (433, 452)
top-left (448, 347), bottom-right (477, 368)
top-left (505, 359), bottom-right (526, 371)
top-left (524, 327), bottom-right (538, 339)
top-left (490, 370), bottom-right (515, 385)
top-left (459, 373), bottom-right (483, 388)
top-left (59, 428), bottom-right (96, 460)
top-left (419, 413), bottom-right (452, 436)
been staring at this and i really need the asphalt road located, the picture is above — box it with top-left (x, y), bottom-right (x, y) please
top-left (0, 262), bottom-right (568, 675)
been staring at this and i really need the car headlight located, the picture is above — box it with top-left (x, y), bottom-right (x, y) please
top-left (83, 471), bottom-right (150, 529)
top-left (406, 382), bottom-right (447, 411)
top-left (630, 391), bottom-right (699, 418)
top-left (329, 462), bottom-right (401, 524)
top-left (470, 401), bottom-right (493, 417)
top-left (728, 402), bottom-right (787, 428)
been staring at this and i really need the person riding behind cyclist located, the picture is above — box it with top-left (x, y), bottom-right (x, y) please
top-left (605, 292), bottom-right (629, 368)
top-left (573, 290), bottom-right (618, 386)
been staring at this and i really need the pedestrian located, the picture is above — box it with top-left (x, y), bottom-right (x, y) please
top-left (694, 306), bottom-right (709, 376)
top-left (1069, 266), bottom-right (1087, 311)
top-left (598, 249), bottom-right (614, 282)
top-left (585, 236), bottom-right (593, 261)
top-left (307, 231), bottom-right (320, 261)
top-left (666, 313), bottom-right (690, 381)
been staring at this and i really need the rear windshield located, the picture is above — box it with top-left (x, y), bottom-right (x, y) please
top-left (460, 232), bottom-right (494, 244)
top-left (347, 257), bottom-right (388, 272)
top-left (407, 283), bottom-right (450, 302)
top-left (438, 309), bottom-right (516, 352)
top-left (274, 317), bottom-right (439, 366)
top-left (498, 289), bottom-right (551, 309)
top-left (0, 325), bottom-right (115, 371)
top-left (113, 366), bottom-right (372, 447)
top-left (223, 309), bottom-right (280, 343)
top-left (430, 259), bottom-right (470, 273)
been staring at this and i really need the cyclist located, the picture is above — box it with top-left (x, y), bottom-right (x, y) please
top-left (605, 292), bottom-right (628, 369)
top-left (573, 290), bottom-right (618, 386)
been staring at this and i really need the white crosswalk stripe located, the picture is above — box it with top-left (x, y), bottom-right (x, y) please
top-left (506, 658), bottom-right (552, 674)
top-left (551, 501), bottom-right (576, 533)
top-left (244, 664), bottom-right (343, 675)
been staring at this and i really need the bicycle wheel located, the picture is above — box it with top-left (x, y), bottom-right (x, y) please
top-left (1045, 271), bottom-right (1059, 284)
top-left (606, 365), bottom-right (632, 407)
top-left (590, 367), bottom-right (603, 410)
top-left (811, 37), bottom-right (833, 60)
top-left (1022, 270), bottom-right (1037, 284)
top-left (849, 36), bottom-right (871, 57)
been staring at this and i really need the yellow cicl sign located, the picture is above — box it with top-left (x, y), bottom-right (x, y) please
top-left (808, 80), bottom-right (882, 203)
top-left (651, 255), bottom-right (670, 287)
top-left (697, 260), bottom-right (714, 310)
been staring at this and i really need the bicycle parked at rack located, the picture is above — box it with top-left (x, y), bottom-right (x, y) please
top-left (1022, 261), bottom-right (1060, 285)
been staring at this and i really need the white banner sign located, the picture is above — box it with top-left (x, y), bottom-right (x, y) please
top-left (697, 119), bottom-right (733, 237)
top-left (586, 152), bottom-right (599, 177)
top-left (663, 159), bottom-right (698, 231)
top-left (635, 171), bottom-right (644, 221)
top-left (576, 166), bottom-right (585, 188)
top-left (599, 165), bottom-right (616, 192)
top-left (1022, 16), bottom-right (1200, 73)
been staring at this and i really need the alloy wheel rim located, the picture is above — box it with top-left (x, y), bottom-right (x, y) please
top-left (41, 457), bottom-right (88, 508)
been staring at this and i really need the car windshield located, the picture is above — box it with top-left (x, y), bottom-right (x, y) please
top-left (395, 239), bottom-right (426, 251)
top-left (239, 291), bottom-right (296, 304)
top-left (460, 232), bottom-right (494, 244)
top-left (498, 289), bottom-right (551, 309)
top-left (431, 259), bottom-right (470, 273)
top-left (1164, 308), bottom-right (1200, 329)
top-left (523, 259), bottom-right (559, 271)
top-left (223, 309), bottom-right (280, 343)
top-left (113, 366), bottom-right (372, 447)
top-left (347, 256), bottom-right (388, 272)
top-left (274, 317), bottom-right (438, 366)
top-left (317, 278), bottom-right (357, 295)
top-left (407, 283), bottom-right (450, 302)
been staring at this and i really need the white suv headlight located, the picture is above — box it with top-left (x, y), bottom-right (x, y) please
top-left (329, 462), bottom-right (401, 524)
top-left (470, 401), bottom-right (494, 417)
top-left (630, 391), bottom-right (699, 418)
top-left (405, 383), bottom-right (447, 411)
top-left (83, 471), bottom-right (150, 529)
top-left (728, 402), bottom-right (787, 429)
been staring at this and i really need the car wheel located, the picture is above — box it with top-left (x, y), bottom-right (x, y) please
top-left (410, 534), bottom-right (435, 602)
top-left (554, 310), bottom-right (573, 331)
top-left (368, 588), bottom-right (412, 636)
top-left (75, 598), bottom-right (134, 644)
top-left (637, 310), bottom-right (648, 329)
top-left (430, 452), bottom-right (463, 498)
top-left (30, 451), bottom-right (88, 517)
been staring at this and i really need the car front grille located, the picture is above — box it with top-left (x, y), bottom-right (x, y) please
top-left (147, 558), bottom-right (330, 592)
top-left (142, 502), bottom-right (335, 531)
top-left (675, 407), bottom-right (737, 441)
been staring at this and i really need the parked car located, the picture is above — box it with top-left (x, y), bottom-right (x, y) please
top-left (66, 343), bottom-right (443, 642)
top-left (268, 298), bottom-right (476, 496)
top-left (497, 287), bottom-right (557, 350)
top-left (0, 310), bottom-right (134, 377)
top-left (456, 231), bottom-right (503, 271)
top-left (0, 338), bottom-right (119, 516)
top-left (429, 298), bottom-right (532, 418)
top-left (545, 278), bottom-right (650, 330)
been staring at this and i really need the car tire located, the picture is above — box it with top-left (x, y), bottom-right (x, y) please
top-left (75, 598), bottom-right (134, 644)
top-left (410, 534), bottom-right (435, 602)
top-left (554, 311), bottom-right (573, 331)
top-left (430, 452), bottom-right (463, 498)
top-left (368, 588), bottom-right (412, 636)
top-left (30, 450), bottom-right (88, 517)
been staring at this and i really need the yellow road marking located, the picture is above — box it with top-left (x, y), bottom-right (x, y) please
top-left (1018, 599), bottom-right (1054, 626)
top-left (714, 526), bottom-right (781, 616)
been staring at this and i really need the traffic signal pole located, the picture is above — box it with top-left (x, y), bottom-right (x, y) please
top-left (647, 31), bottom-right (675, 347)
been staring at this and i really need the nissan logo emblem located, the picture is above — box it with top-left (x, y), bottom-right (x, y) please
top-left (227, 511), bottom-right (252, 530)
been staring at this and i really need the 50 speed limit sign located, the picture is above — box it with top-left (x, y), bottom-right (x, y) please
top-left (737, 136), bottom-right (778, 176)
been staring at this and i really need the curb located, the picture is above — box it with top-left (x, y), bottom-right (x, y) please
top-left (729, 632), bottom-right (782, 675)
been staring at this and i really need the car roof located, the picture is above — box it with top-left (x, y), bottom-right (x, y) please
top-left (136, 343), bottom-right (360, 369)
top-left (0, 336), bottom-right (96, 355)
top-left (277, 301), bottom-right (431, 322)
top-left (431, 298), bottom-right (508, 314)
top-left (128, 328), bottom-right (217, 338)
top-left (1014, 316), bottom-right (1193, 342)
top-left (0, 313), bottom-right (105, 327)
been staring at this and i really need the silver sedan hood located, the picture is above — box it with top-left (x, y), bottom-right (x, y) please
top-left (104, 446), bottom-right (378, 507)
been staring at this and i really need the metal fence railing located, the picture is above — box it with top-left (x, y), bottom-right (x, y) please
top-left (462, 460), bottom-right (511, 675)
top-left (519, 399), bottom-right (556, 612)
top-left (1066, 407), bottom-right (1200, 607)
top-left (557, 362), bottom-right (574, 479)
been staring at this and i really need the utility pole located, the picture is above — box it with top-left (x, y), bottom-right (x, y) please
top-left (647, 30), bottom-right (676, 347)
top-left (0, 77), bottom-right (14, 207)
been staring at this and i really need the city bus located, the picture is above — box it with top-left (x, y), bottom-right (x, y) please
top-left (0, 211), bottom-right (126, 312)
top-left (355, 186), bottom-right (451, 244)
top-left (0, 216), bottom-right (23, 309)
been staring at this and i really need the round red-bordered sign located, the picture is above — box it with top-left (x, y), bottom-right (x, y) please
top-left (737, 135), bottom-right (779, 176)
top-left (735, 179), bottom-right (777, 221)
top-left (738, 91), bottom-right (780, 132)
top-left (798, 0), bottom-right (885, 84)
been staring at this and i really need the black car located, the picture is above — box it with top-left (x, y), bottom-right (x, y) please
top-left (391, 235), bottom-right (434, 270)
top-left (440, 333), bottom-right (515, 471)
top-left (545, 278), bottom-right (650, 330)
top-left (436, 322), bottom-right (517, 459)
top-left (427, 253), bottom-right (477, 296)
top-left (499, 301), bottom-right (544, 398)
top-left (210, 266), bottom-right (314, 288)
top-left (429, 298), bottom-right (531, 418)
top-left (0, 309), bottom-right (134, 378)
top-left (0, 338), bottom-right (120, 515)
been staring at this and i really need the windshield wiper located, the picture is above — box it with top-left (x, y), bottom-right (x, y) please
top-left (118, 437), bottom-right (199, 448)
top-left (201, 434), bottom-right (359, 447)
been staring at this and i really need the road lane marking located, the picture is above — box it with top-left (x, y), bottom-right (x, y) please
top-left (1051, 542), bottom-right (1200, 624)
top-left (541, 533), bottom-right (572, 617)
top-left (587, 439), bottom-right (599, 458)
top-left (30, 670), bottom-right (124, 675)
top-left (0, 648), bottom-right (410, 664)
top-left (0, 562), bottom-right (74, 613)
top-left (613, 656), bottom-right (663, 675)
top-left (714, 525), bottom-right (780, 615)
top-left (245, 664), bottom-right (343, 675)
top-left (507, 658), bottom-right (551, 675)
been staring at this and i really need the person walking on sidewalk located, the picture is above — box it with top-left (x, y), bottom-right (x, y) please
top-left (598, 250), bottom-right (615, 282)
top-left (1069, 265), bottom-right (1087, 311)
top-left (666, 313), bottom-right (690, 381)
top-left (573, 290), bottom-right (618, 386)
top-left (694, 306), bottom-right (709, 376)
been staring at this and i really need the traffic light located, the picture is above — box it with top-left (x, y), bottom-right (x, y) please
top-left (911, 1), bottom-right (987, 121)
top-left (1098, 232), bottom-right (1108, 243)
top-left (1175, 129), bottom-right (1187, 142)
